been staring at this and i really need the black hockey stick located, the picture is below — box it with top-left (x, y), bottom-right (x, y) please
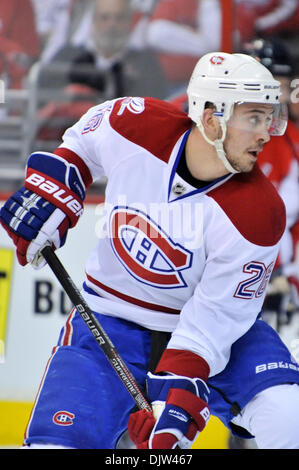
top-left (41, 244), bottom-right (152, 413)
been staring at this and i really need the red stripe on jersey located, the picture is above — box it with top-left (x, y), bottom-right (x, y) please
top-left (61, 308), bottom-right (76, 346)
top-left (57, 216), bottom-right (70, 240)
top-left (156, 348), bottom-right (210, 382)
top-left (54, 147), bottom-right (93, 188)
top-left (86, 273), bottom-right (181, 314)
top-left (109, 97), bottom-right (192, 164)
top-left (207, 165), bottom-right (286, 247)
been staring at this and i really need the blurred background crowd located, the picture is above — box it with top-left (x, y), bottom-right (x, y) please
top-left (1, 0), bottom-right (299, 189)
top-left (0, 0), bottom-right (299, 449)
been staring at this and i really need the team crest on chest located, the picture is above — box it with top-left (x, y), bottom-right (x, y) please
top-left (109, 207), bottom-right (193, 289)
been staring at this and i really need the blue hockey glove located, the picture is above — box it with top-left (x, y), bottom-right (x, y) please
top-left (0, 151), bottom-right (89, 268)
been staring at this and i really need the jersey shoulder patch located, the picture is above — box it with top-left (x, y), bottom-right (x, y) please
top-left (109, 97), bottom-right (192, 163)
top-left (207, 165), bottom-right (286, 247)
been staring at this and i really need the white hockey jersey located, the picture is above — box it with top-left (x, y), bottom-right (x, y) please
top-left (55, 97), bottom-right (286, 376)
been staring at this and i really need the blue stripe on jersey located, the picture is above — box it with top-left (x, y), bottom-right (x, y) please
top-left (167, 130), bottom-right (232, 202)
top-left (168, 129), bottom-right (191, 200)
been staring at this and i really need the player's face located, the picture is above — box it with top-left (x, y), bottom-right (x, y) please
top-left (224, 103), bottom-right (274, 173)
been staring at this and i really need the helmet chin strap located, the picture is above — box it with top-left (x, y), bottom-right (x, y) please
top-left (196, 118), bottom-right (241, 175)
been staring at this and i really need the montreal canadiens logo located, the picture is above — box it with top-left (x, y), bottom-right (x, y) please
top-left (53, 411), bottom-right (75, 426)
top-left (110, 207), bottom-right (192, 288)
top-left (210, 55), bottom-right (225, 65)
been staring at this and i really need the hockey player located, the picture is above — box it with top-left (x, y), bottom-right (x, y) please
top-left (169, 39), bottom-right (299, 319)
top-left (1, 52), bottom-right (299, 450)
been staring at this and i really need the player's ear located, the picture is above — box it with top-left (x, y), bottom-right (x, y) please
top-left (201, 108), bottom-right (221, 141)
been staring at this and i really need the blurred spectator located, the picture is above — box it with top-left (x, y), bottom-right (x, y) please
top-left (32, 0), bottom-right (101, 65)
top-left (36, 0), bottom-right (167, 143)
top-left (128, 0), bottom-right (160, 50)
top-left (31, 0), bottom-right (74, 64)
top-left (0, 0), bottom-right (40, 89)
top-left (56, 0), bottom-right (167, 98)
top-left (235, 0), bottom-right (299, 44)
top-left (71, 0), bottom-right (160, 51)
top-left (146, 0), bottom-right (221, 95)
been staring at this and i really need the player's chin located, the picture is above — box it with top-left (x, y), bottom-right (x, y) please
top-left (237, 154), bottom-right (257, 173)
top-left (243, 162), bottom-right (256, 173)
top-left (228, 158), bottom-right (255, 174)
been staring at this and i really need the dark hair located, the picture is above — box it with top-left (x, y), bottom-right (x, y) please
top-left (204, 101), bottom-right (216, 110)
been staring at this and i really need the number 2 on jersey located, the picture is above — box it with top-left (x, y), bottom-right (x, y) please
top-left (234, 261), bottom-right (274, 299)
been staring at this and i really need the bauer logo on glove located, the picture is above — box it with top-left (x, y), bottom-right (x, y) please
top-left (25, 171), bottom-right (84, 221)
top-left (0, 150), bottom-right (90, 269)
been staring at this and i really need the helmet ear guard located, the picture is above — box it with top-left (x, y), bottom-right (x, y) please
top-left (196, 111), bottom-right (239, 174)
top-left (187, 52), bottom-right (288, 173)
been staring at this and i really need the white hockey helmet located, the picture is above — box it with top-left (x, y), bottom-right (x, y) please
top-left (187, 52), bottom-right (287, 173)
